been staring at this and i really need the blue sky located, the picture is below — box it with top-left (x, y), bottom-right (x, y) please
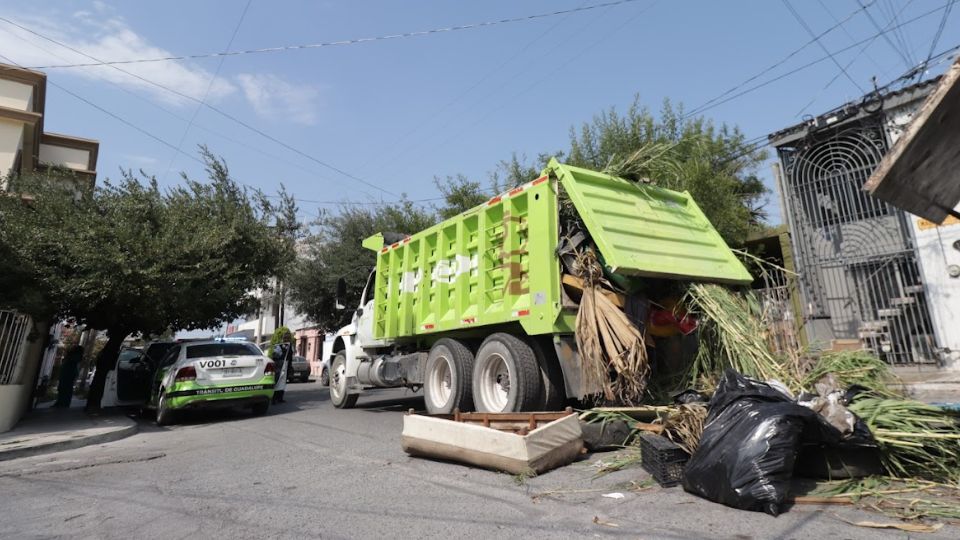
top-left (2, 0), bottom-right (959, 226)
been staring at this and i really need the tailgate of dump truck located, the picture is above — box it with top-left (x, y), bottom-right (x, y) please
top-left (548, 159), bottom-right (753, 284)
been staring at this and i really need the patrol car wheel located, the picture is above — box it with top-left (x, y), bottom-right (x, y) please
top-left (155, 391), bottom-right (176, 426)
top-left (472, 333), bottom-right (542, 413)
top-left (424, 338), bottom-right (475, 415)
top-left (329, 353), bottom-right (358, 409)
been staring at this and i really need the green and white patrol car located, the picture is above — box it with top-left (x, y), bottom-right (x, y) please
top-left (148, 340), bottom-right (276, 425)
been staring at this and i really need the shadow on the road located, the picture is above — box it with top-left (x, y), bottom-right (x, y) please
top-left (356, 394), bottom-right (425, 413)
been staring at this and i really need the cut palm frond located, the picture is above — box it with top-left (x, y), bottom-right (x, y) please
top-left (602, 141), bottom-right (681, 184)
top-left (660, 403), bottom-right (708, 455)
top-left (575, 248), bottom-right (650, 405)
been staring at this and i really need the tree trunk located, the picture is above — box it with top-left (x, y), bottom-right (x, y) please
top-left (84, 330), bottom-right (127, 413)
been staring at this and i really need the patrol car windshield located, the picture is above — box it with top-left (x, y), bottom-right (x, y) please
top-left (186, 343), bottom-right (261, 359)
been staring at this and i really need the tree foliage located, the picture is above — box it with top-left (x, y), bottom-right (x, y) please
top-left (287, 97), bottom-right (769, 330)
top-left (0, 148), bottom-right (297, 409)
top-left (286, 200), bottom-right (436, 329)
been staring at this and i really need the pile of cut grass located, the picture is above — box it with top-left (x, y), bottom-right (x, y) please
top-left (684, 283), bottom-right (802, 391)
top-left (848, 395), bottom-right (960, 483)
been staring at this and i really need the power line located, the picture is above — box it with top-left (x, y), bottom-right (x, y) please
top-left (0, 53), bottom-right (402, 209)
top-left (780, 0), bottom-right (865, 93)
top-left (0, 20), bottom-right (367, 195)
top-left (685, 1), bottom-right (877, 118)
top-left (685, 2), bottom-right (951, 118)
top-left (361, 0), bottom-right (589, 176)
top-left (22, 1), bottom-right (645, 70)
top-left (814, 0), bottom-right (885, 74)
top-left (0, 15), bottom-right (395, 198)
top-left (920, 0), bottom-right (956, 80)
top-left (0, 52), bottom-right (206, 167)
top-left (387, 1), bottom-right (657, 180)
top-left (795, 0), bottom-right (917, 117)
top-left (162, 0), bottom-right (252, 182)
top-left (858, 0), bottom-right (913, 69)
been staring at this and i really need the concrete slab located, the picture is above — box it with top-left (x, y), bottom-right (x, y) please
top-left (0, 407), bottom-right (138, 462)
top-left (892, 366), bottom-right (960, 404)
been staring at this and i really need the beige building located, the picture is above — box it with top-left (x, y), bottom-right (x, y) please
top-left (0, 63), bottom-right (100, 432)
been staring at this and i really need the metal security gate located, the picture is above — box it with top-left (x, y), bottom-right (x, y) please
top-left (0, 309), bottom-right (31, 384)
top-left (777, 119), bottom-right (938, 365)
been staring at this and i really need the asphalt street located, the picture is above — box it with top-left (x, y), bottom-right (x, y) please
top-left (1, 382), bottom-right (955, 539)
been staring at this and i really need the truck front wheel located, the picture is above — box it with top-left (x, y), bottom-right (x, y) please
top-left (424, 338), bottom-right (475, 415)
top-left (329, 353), bottom-right (358, 409)
top-left (472, 333), bottom-right (543, 413)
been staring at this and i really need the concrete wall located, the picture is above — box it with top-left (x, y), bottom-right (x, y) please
top-left (0, 78), bottom-right (32, 111)
top-left (39, 143), bottom-right (90, 171)
top-left (0, 321), bottom-right (48, 432)
top-left (0, 117), bottom-right (24, 179)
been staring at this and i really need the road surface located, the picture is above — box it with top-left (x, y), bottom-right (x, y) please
top-left (0, 382), bottom-right (952, 539)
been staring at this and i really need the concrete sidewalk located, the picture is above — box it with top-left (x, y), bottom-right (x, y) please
top-left (894, 365), bottom-right (960, 403)
top-left (0, 406), bottom-right (138, 462)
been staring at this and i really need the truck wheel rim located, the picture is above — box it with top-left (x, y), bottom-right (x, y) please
top-left (331, 360), bottom-right (346, 400)
top-left (428, 355), bottom-right (453, 409)
top-left (479, 353), bottom-right (510, 411)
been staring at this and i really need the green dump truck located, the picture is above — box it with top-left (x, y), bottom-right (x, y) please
top-left (325, 159), bottom-right (752, 413)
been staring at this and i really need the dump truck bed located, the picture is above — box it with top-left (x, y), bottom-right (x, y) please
top-left (368, 159), bottom-right (751, 340)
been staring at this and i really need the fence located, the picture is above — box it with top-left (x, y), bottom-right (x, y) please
top-left (0, 309), bottom-right (31, 385)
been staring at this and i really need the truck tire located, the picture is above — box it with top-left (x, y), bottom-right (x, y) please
top-left (320, 368), bottom-right (329, 387)
top-left (472, 333), bottom-right (543, 413)
top-left (424, 338), bottom-right (475, 415)
top-left (530, 337), bottom-right (566, 411)
top-left (329, 353), bottom-right (358, 409)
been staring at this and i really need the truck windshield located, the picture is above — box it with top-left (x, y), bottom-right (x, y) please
top-left (186, 343), bottom-right (261, 359)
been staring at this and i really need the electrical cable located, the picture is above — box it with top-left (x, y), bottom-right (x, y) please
top-left (919, 0), bottom-right (956, 80)
top-left (685, 1), bottom-right (878, 118)
top-left (0, 15), bottom-right (397, 197)
top-left (795, 0), bottom-right (917, 118)
top-left (858, 0), bottom-right (914, 69)
top-left (781, 0), bottom-right (865, 93)
top-left (20, 1), bottom-right (645, 70)
top-left (685, 2), bottom-right (951, 118)
top-left (361, 0), bottom-right (590, 176)
top-left (162, 0), bottom-right (252, 182)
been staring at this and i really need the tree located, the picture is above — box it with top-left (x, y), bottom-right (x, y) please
top-left (286, 200), bottom-right (436, 329)
top-left (0, 148), bottom-right (297, 410)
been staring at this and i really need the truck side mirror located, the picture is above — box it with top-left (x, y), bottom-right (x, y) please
top-left (335, 277), bottom-right (347, 310)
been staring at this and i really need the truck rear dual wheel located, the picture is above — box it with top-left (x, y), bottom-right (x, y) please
top-left (472, 333), bottom-right (543, 413)
top-left (424, 338), bottom-right (475, 415)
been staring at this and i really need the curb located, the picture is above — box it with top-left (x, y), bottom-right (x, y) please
top-left (0, 419), bottom-right (139, 462)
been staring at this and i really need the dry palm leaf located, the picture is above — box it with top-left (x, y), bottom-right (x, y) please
top-left (574, 248), bottom-right (650, 405)
top-left (661, 403), bottom-right (708, 455)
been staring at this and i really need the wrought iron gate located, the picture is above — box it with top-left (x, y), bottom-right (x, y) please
top-left (777, 119), bottom-right (938, 365)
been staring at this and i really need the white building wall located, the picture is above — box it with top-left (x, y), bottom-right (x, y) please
top-left (39, 143), bottom-right (90, 170)
top-left (0, 79), bottom-right (32, 111)
top-left (885, 99), bottom-right (960, 370)
top-left (0, 118), bottom-right (24, 180)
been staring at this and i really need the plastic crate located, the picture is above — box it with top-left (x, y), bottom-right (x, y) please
top-left (639, 432), bottom-right (689, 487)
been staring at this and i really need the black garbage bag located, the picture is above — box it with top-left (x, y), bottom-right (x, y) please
top-left (681, 369), bottom-right (873, 516)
